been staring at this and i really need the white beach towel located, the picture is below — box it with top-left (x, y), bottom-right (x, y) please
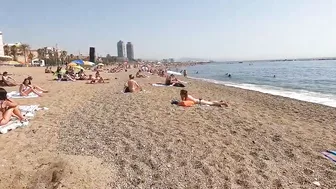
top-left (7, 91), bottom-right (39, 98)
top-left (0, 105), bottom-right (48, 134)
top-left (0, 120), bottom-right (29, 134)
top-left (19, 105), bottom-right (40, 117)
top-left (152, 83), bottom-right (171, 87)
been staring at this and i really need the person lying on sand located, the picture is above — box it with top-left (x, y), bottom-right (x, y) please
top-left (124, 74), bottom-right (142, 93)
top-left (136, 70), bottom-right (147, 78)
top-left (180, 89), bottom-right (228, 107)
top-left (0, 88), bottom-right (28, 126)
top-left (1, 72), bottom-right (17, 86)
top-left (165, 74), bottom-right (185, 87)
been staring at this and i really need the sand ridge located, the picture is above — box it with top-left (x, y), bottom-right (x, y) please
top-left (0, 67), bottom-right (335, 188)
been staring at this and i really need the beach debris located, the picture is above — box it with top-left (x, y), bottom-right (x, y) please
top-left (313, 181), bottom-right (320, 187)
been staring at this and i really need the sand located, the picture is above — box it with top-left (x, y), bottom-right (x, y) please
top-left (0, 66), bottom-right (335, 189)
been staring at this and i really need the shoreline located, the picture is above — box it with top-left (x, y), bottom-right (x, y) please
top-left (185, 75), bottom-right (336, 108)
top-left (0, 67), bottom-right (335, 188)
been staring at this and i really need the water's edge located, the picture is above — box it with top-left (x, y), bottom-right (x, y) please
top-left (167, 69), bottom-right (336, 108)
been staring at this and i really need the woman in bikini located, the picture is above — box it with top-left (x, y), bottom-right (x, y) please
top-left (180, 89), bottom-right (228, 107)
top-left (26, 76), bottom-right (48, 93)
top-left (0, 88), bottom-right (27, 126)
top-left (19, 78), bottom-right (43, 97)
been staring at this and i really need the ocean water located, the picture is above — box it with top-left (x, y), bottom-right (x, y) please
top-left (177, 60), bottom-right (336, 108)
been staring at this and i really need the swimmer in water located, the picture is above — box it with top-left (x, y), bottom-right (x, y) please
top-left (228, 74), bottom-right (231, 78)
top-left (273, 75), bottom-right (276, 78)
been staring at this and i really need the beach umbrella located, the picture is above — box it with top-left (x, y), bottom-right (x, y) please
top-left (71, 59), bottom-right (84, 65)
top-left (97, 63), bottom-right (104, 66)
top-left (68, 62), bottom-right (77, 66)
top-left (72, 65), bottom-right (85, 70)
top-left (83, 61), bottom-right (95, 66)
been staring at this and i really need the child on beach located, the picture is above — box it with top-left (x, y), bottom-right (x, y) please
top-left (0, 88), bottom-right (28, 125)
top-left (180, 89), bottom-right (228, 107)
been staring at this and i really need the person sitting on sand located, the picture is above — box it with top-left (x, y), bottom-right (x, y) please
top-left (124, 74), bottom-right (142, 93)
top-left (76, 69), bottom-right (87, 80)
top-left (0, 88), bottom-right (28, 126)
top-left (136, 70), bottom-right (147, 78)
top-left (180, 89), bottom-right (228, 107)
top-left (45, 67), bottom-right (53, 73)
top-left (26, 76), bottom-right (48, 93)
top-left (1, 72), bottom-right (17, 86)
top-left (61, 71), bottom-right (76, 81)
top-left (89, 71), bottom-right (105, 84)
top-left (19, 78), bottom-right (43, 97)
top-left (165, 74), bottom-right (185, 87)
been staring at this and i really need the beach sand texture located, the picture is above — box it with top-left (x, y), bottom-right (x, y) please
top-left (0, 67), bottom-right (335, 189)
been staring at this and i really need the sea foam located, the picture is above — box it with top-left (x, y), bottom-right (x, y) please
top-left (189, 76), bottom-right (336, 108)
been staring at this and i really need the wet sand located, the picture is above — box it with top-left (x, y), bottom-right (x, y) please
top-left (0, 66), bottom-right (335, 188)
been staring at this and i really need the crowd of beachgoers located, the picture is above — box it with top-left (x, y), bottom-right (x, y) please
top-left (0, 61), bottom-right (227, 128)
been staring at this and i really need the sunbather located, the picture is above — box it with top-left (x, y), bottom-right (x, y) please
top-left (165, 74), bottom-right (185, 87)
top-left (136, 70), bottom-right (147, 78)
top-left (180, 89), bottom-right (228, 107)
top-left (26, 76), bottom-right (48, 93)
top-left (19, 78), bottom-right (43, 97)
top-left (0, 88), bottom-right (27, 125)
top-left (124, 74), bottom-right (142, 93)
top-left (1, 72), bottom-right (17, 86)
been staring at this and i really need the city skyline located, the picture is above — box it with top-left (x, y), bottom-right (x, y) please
top-left (1, 0), bottom-right (336, 60)
top-left (126, 42), bottom-right (134, 60)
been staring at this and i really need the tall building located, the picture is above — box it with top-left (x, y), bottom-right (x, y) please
top-left (117, 40), bottom-right (125, 57)
top-left (0, 32), bottom-right (4, 56)
top-left (126, 42), bottom-right (134, 60)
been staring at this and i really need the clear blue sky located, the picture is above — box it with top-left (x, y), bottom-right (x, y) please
top-left (1, 0), bottom-right (335, 60)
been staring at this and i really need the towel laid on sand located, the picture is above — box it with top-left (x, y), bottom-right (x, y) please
top-left (0, 105), bottom-right (48, 134)
top-left (321, 150), bottom-right (336, 163)
top-left (7, 91), bottom-right (39, 98)
top-left (152, 83), bottom-right (171, 87)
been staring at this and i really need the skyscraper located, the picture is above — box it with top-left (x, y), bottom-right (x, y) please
top-left (0, 32), bottom-right (4, 56)
top-left (117, 40), bottom-right (125, 57)
top-left (126, 42), bottom-right (134, 61)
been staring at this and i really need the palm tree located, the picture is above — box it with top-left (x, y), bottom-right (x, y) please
top-left (3, 45), bottom-right (10, 56)
top-left (28, 52), bottom-right (34, 64)
top-left (20, 44), bottom-right (30, 64)
top-left (10, 45), bottom-right (18, 61)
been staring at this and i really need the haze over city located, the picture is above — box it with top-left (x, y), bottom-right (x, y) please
top-left (1, 0), bottom-right (336, 61)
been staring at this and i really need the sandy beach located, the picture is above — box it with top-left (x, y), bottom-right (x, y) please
top-left (0, 66), bottom-right (335, 189)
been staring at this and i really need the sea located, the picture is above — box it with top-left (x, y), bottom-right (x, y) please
top-left (175, 60), bottom-right (336, 108)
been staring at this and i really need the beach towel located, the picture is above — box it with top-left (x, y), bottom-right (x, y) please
top-left (152, 83), bottom-right (171, 87)
top-left (7, 91), bottom-right (40, 99)
top-left (321, 150), bottom-right (336, 163)
top-left (0, 120), bottom-right (28, 134)
top-left (0, 105), bottom-right (48, 134)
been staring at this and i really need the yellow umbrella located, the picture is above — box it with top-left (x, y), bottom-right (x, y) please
top-left (72, 65), bottom-right (84, 70)
top-left (68, 62), bottom-right (77, 66)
